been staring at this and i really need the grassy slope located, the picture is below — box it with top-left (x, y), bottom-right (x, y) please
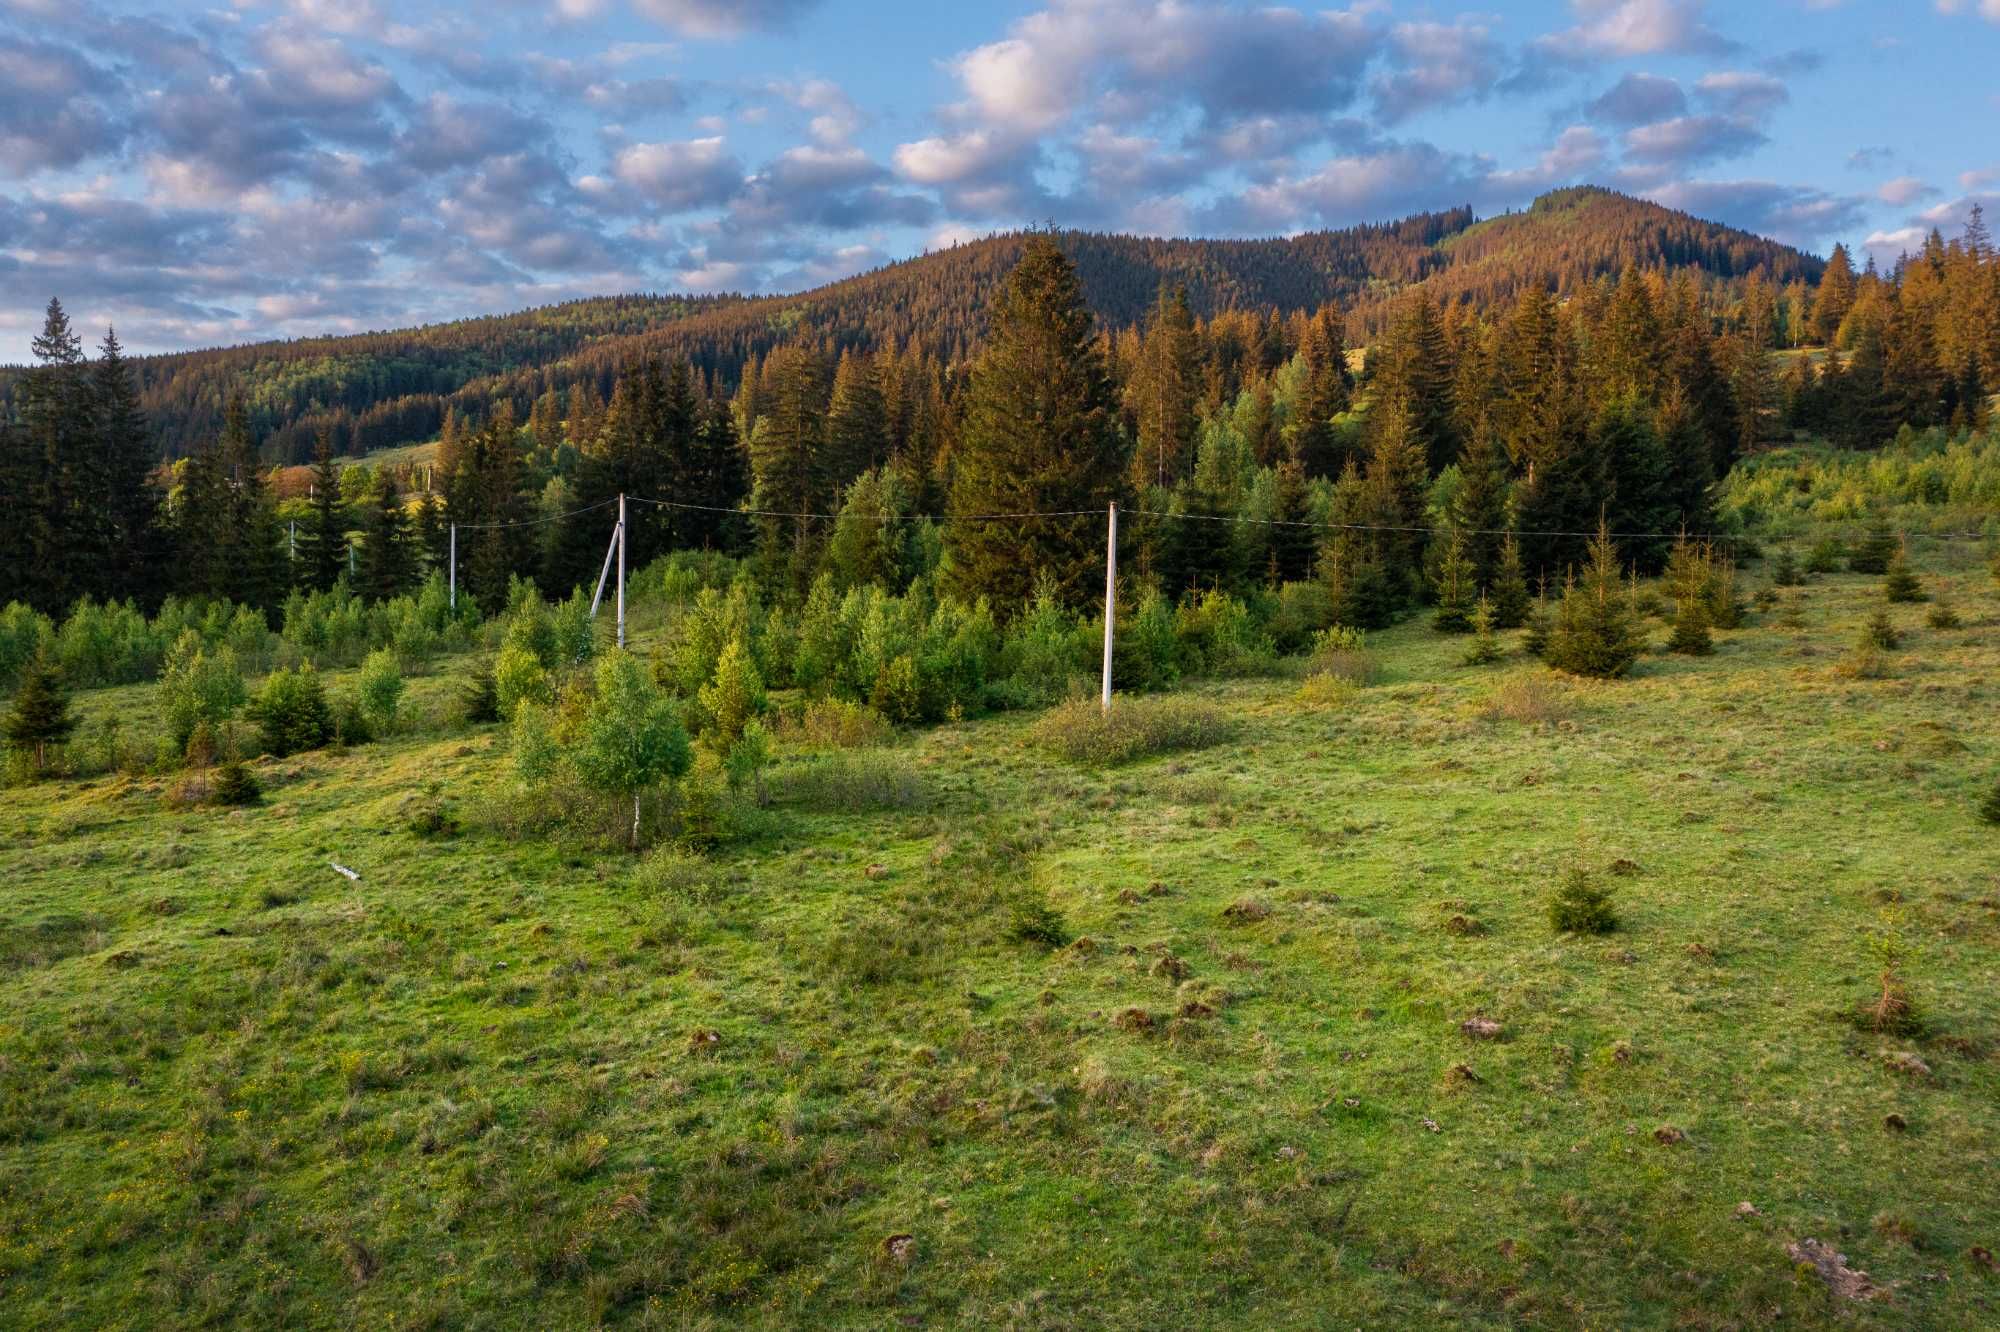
top-left (3, 545), bottom-right (1999, 1328)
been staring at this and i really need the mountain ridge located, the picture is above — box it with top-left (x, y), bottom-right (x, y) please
top-left (3, 186), bottom-right (1825, 464)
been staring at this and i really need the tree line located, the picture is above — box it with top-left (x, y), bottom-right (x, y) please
top-left (2, 203), bottom-right (1993, 632)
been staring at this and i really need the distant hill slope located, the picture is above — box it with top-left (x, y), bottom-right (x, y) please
top-left (2, 187), bottom-right (1823, 465)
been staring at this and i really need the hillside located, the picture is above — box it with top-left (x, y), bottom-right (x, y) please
top-left (3, 531), bottom-right (1996, 1327)
top-left (1, 188), bottom-right (1823, 467)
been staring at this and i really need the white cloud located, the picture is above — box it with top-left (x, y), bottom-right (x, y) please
top-left (1876, 176), bottom-right (1936, 205)
top-left (610, 136), bottom-right (743, 210)
top-left (1537, 0), bottom-right (1735, 60)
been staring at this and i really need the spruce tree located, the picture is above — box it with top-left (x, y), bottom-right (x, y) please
top-left (1668, 593), bottom-right (1714, 655)
top-left (17, 299), bottom-right (90, 613)
top-left (1595, 395), bottom-right (1672, 574)
top-left (1862, 607), bottom-right (1900, 651)
top-left (825, 350), bottom-right (888, 494)
top-left (1978, 776), bottom-right (2000, 827)
top-left (1288, 305), bottom-right (1352, 478)
top-left (1370, 293), bottom-right (1458, 474)
top-left (218, 392), bottom-right (285, 607)
top-left (1812, 243), bottom-right (1857, 344)
top-left (1489, 534), bottom-right (1532, 629)
top-left (945, 238), bottom-right (1126, 609)
top-left (1267, 457), bottom-right (1318, 584)
top-left (1883, 546), bottom-right (1926, 603)
top-left (297, 431), bottom-right (349, 591)
top-left (1131, 286), bottom-right (1199, 490)
top-left (1361, 394), bottom-right (1430, 604)
top-left (1545, 521), bottom-right (1642, 679)
top-left (357, 474), bottom-right (414, 600)
top-left (750, 346), bottom-right (833, 586)
top-left (1447, 416), bottom-right (1509, 587)
top-left (1431, 527), bottom-right (1476, 633)
top-left (1849, 517), bottom-right (1897, 574)
top-left (91, 327), bottom-right (163, 608)
top-left (1462, 596), bottom-right (1504, 665)
top-left (4, 656), bottom-right (77, 774)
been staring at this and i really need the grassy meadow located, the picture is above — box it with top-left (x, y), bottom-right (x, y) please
top-left (3, 540), bottom-right (1999, 1328)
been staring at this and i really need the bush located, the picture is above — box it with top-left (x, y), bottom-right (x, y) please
top-left (400, 782), bottom-right (458, 838)
top-left (330, 693), bottom-right (373, 747)
top-left (1549, 869), bottom-right (1617, 934)
top-left (1297, 671), bottom-right (1361, 709)
top-left (723, 720), bottom-right (773, 805)
top-left (697, 636), bottom-right (766, 744)
top-left (1927, 598), bottom-right (1962, 630)
top-left (357, 649), bottom-right (405, 732)
top-left (493, 643), bottom-right (551, 720)
top-left (246, 665), bottom-right (332, 757)
top-left (768, 750), bottom-right (926, 812)
top-left (785, 697), bottom-right (891, 749)
top-left (1304, 625), bottom-right (1377, 685)
top-left (1030, 695), bottom-right (1232, 766)
top-left (209, 760), bottom-right (262, 807)
top-left (1006, 896), bottom-right (1071, 949)
top-left (1481, 674), bottom-right (1571, 725)
top-left (1770, 547), bottom-right (1804, 586)
top-left (158, 631), bottom-right (247, 756)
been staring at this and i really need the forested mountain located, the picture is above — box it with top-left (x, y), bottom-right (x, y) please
top-left (1, 188), bottom-right (1821, 467)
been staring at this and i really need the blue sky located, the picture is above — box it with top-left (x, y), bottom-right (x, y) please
top-left (2, 0), bottom-right (1997, 357)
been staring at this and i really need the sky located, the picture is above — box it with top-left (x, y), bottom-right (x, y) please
top-left (2, 0), bottom-right (1998, 359)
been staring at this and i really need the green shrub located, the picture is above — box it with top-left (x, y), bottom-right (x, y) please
top-left (1549, 870), bottom-right (1617, 934)
top-left (697, 636), bottom-right (766, 743)
top-left (246, 665), bottom-right (332, 757)
top-left (1006, 896), bottom-right (1071, 949)
top-left (1029, 695), bottom-right (1233, 766)
top-left (493, 643), bottom-right (551, 720)
top-left (1861, 608), bottom-right (1901, 651)
top-left (1305, 625), bottom-right (1377, 684)
top-left (357, 649), bottom-right (405, 732)
top-left (723, 720), bottom-right (773, 805)
top-left (1927, 598), bottom-right (1962, 630)
top-left (157, 630), bottom-right (247, 756)
top-left (785, 697), bottom-right (891, 749)
top-left (330, 693), bottom-right (373, 748)
top-left (1770, 547), bottom-right (1804, 586)
top-left (400, 782), bottom-right (458, 838)
top-left (769, 751), bottom-right (926, 812)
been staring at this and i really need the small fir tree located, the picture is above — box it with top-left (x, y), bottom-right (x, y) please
top-left (1770, 546), bottom-right (1803, 587)
top-left (1882, 547), bottom-right (1926, 603)
top-left (1862, 607), bottom-right (1901, 651)
top-left (1462, 597), bottom-right (1504, 665)
top-left (1431, 528), bottom-right (1476, 633)
top-left (1927, 596), bottom-right (1961, 630)
top-left (4, 657), bottom-right (77, 775)
top-left (210, 760), bottom-right (262, 806)
top-left (1549, 869), bottom-right (1617, 934)
top-left (1544, 523), bottom-right (1643, 679)
top-left (1488, 533), bottom-right (1532, 629)
top-left (1849, 517), bottom-right (1896, 574)
top-left (1979, 776), bottom-right (2000, 826)
top-left (1667, 594), bottom-right (1714, 655)
top-left (1704, 554), bottom-right (1746, 628)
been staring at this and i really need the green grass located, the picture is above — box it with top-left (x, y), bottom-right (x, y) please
top-left (4, 543), bottom-right (2000, 1327)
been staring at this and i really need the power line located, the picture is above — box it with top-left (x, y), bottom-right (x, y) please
top-left (450, 496), bottom-right (620, 531)
top-left (624, 494), bottom-right (1103, 523)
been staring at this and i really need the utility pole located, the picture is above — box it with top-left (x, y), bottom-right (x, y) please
top-left (1101, 502), bottom-right (1117, 713)
top-left (616, 493), bottom-right (627, 650)
top-left (447, 523), bottom-right (456, 611)
top-left (288, 520), bottom-right (295, 563)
